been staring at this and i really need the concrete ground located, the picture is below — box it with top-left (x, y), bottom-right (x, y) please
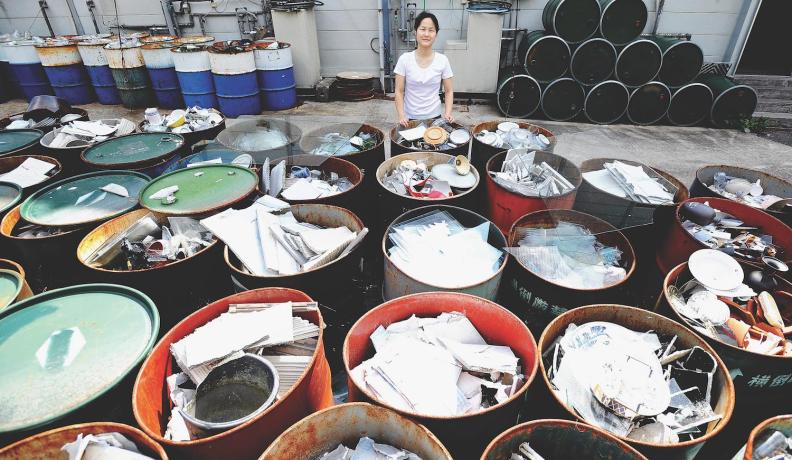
top-left (3, 97), bottom-right (791, 186)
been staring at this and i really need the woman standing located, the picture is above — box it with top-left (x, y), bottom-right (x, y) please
top-left (394, 11), bottom-right (455, 127)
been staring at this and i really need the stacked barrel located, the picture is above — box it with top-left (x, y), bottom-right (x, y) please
top-left (498, 0), bottom-right (757, 127)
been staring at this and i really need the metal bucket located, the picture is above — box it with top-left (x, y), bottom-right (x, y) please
top-left (690, 165), bottom-right (792, 227)
top-left (382, 205), bottom-right (506, 301)
top-left (343, 292), bottom-right (538, 458)
top-left (627, 81), bottom-right (671, 125)
top-left (0, 129), bottom-right (44, 158)
top-left (655, 197), bottom-right (792, 276)
top-left (536, 304), bottom-right (735, 460)
top-left (137, 108), bottom-right (226, 148)
top-left (142, 43), bottom-right (184, 109)
top-left (81, 132), bottom-right (187, 178)
top-left (0, 422), bottom-right (168, 459)
top-left (484, 150), bottom-right (581, 235)
top-left (209, 41), bottom-right (262, 117)
top-left (271, 154), bottom-right (364, 211)
top-left (501, 210), bottom-right (636, 335)
top-left (172, 44), bottom-right (218, 109)
top-left (133, 287), bottom-right (333, 460)
top-left (259, 402), bottom-right (452, 459)
top-left (540, 77), bottom-right (585, 121)
top-left (699, 75), bottom-right (758, 129)
top-left (599, 0), bottom-right (648, 46)
top-left (0, 154), bottom-right (62, 199)
top-left (77, 38), bottom-right (121, 105)
top-left (35, 41), bottom-right (95, 105)
top-left (615, 39), bottom-right (663, 87)
top-left (376, 152), bottom-right (482, 225)
top-left (216, 118), bottom-right (302, 164)
top-left (5, 40), bottom-right (54, 100)
top-left (471, 120), bottom-right (557, 175)
top-left (570, 38), bottom-right (617, 86)
top-left (517, 30), bottom-right (570, 83)
top-left (76, 208), bottom-right (231, 332)
top-left (648, 36), bottom-right (704, 88)
top-left (496, 73), bottom-right (542, 118)
top-left (104, 41), bottom-right (156, 108)
top-left (542, 0), bottom-right (602, 44)
top-left (227, 204), bottom-right (366, 304)
top-left (254, 41), bottom-right (297, 111)
top-left (482, 419), bottom-right (648, 460)
top-left (584, 80), bottom-right (630, 124)
top-left (667, 83), bottom-right (713, 126)
top-left (389, 120), bottom-right (471, 158)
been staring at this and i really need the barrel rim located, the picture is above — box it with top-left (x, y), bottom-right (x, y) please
top-left (342, 290), bottom-right (539, 421)
top-left (81, 132), bottom-right (186, 169)
top-left (537, 303), bottom-right (735, 449)
top-left (0, 128), bottom-right (44, 157)
top-left (298, 122), bottom-right (385, 157)
top-left (0, 268), bottom-right (23, 311)
top-left (0, 204), bottom-right (88, 241)
top-left (709, 83), bottom-right (758, 128)
top-left (389, 120), bottom-right (471, 151)
top-left (375, 151), bottom-right (480, 203)
top-left (485, 149), bottom-right (580, 202)
top-left (745, 415), bottom-right (792, 459)
top-left (271, 153), bottom-right (364, 203)
top-left (569, 38), bottom-right (617, 85)
top-left (599, 0), bottom-right (649, 46)
top-left (0, 181), bottom-right (22, 215)
top-left (497, 73), bottom-right (542, 118)
top-left (539, 77), bottom-right (585, 121)
top-left (471, 119), bottom-right (557, 146)
top-left (626, 81), bottom-right (671, 125)
top-left (615, 38), bottom-right (663, 87)
top-left (667, 82), bottom-right (713, 126)
top-left (548, 0), bottom-right (602, 44)
top-left (523, 34), bottom-right (571, 80)
top-left (579, 158), bottom-right (688, 206)
top-left (694, 164), bottom-right (792, 202)
top-left (136, 108), bottom-right (225, 137)
top-left (253, 40), bottom-right (293, 50)
top-left (34, 40), bottom-right (80, 49)
top-left (584, 79), bottom-right (629, 124)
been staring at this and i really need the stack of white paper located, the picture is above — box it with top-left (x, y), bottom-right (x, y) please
top-left (0, 157), bottom-right (55, 188)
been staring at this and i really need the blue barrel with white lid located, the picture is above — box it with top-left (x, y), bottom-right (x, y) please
top-left (253, 41), bottom-right (297, 111)
top-left (5, 40), bottom-right (53, 101)
top-left (172, 43), bottom-right (218, 109)
top-left (141, 42), bottom-right (184, 109)
top-left (76, 38), bottom-right (121, 105)
top-left (35, 39), bottom-right (95, 105)
top-left (209, 40), bottom-right (261, 117)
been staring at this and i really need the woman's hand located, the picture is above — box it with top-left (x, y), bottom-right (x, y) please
top-left (443, 111), bottom-right (454, 124)
top-left (399, 116), bottom-right (411, 127)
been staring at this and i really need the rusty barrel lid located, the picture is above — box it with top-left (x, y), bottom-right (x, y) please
top-left (0, 129), bottom-right (43, 157)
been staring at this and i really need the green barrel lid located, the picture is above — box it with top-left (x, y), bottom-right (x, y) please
top-left (139, 164), bottom-right (258, 215)
top-left (0, 284), bottom-right (158, 434)
top-left (82, 133), bottom-right (185, 168)
top-left (0, 129), bottom-right (43, 157)
top-left (0, 269), bottom-right (22, 311)
top-left (20, 171), bottom-right (150, 227)
top-left (0, 181), bottom-right (23, 215)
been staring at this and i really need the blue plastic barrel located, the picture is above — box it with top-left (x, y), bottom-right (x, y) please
top-left (0, 43), bottom-right (22, 100)
top-left (254, 41), bottom-right (297, 111)
top-left (142, 43), bottom-right (184, 109)
top-left (172, 44), bottom-right (218, 108)
top-left (77, 38), bottom-right (121, 105)
top-left (209, 41), bottom-right (261, 117)
top-left (36, 40), bottom-right (95, 105)
top-left (5, 40), bottom-right (53, 101)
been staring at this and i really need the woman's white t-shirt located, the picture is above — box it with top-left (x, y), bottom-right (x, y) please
top-left (394, 51), bottom-right (453, 119)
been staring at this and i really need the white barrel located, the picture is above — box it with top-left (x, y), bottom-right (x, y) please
top-left (103, 41), bottom-right (145, 69)
top-left (5, 41), bottom-right (42, 64)
top-left (77, 39), bottom-right (111, 66)
top-left (209, 48), bottom-right (256, 75)
top-left (141, 43), bottom-right (175, 69)
top-left (172, 45), bottom-right (211, 72)
top-left (253, 41), bottom-right (293, 71)
top-left (35, 42), bottom-right (83, 66)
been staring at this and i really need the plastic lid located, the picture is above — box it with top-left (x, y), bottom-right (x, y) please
top-left (0, 181), bottom-right (22, 214)
top-left (0, 284), bottom-right (158, 434)
top-left (82, 133), bottom-right (184, 168)
top-left (0, 129), bottom-right (43, 156)
top-left (20, 171), bottom-right (150, 227)
top-left (139, 164), bottom-right (258, 215)
top-left (0, 269), bottom-right (22, 311)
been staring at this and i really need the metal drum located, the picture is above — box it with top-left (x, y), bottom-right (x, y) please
top-left (615, 38), bottom-right (662, 87)
top-left (0, 41), bottom-right (22, 99)
top-left (517, 31), bottom-right (570, 83)
top-left (496, 73), bottom-right (541, 118)
top-left (172, 44), bottom-right (218, 108)
top-left (598, 0), bottom-right (648, 46)
top-left (254, 41), bottom-right (297, 111)
top-left (541, 77), bottom-right (585, 121)
top-left (626, 81), bottom-right (671, 125)
top-left (209, 41), bottom-right (262, 117)
top-left (542, 0), bottom-right (602, 44)
top-left (77, 38), bottom-right (121, 105)
top-left (141, 42), bottom-right (184, 109)
top-left (5, 40), bottom-right (53, 100)
top-left (699, 75), bottom-right (758, 129)
top-left (648, 36), bottom-right (704, 88)
top-left (667, 82), bottom-right (713, 126)
top-left (34, 40), bottom-right (95, 105)
top-left (103, 40), bottom-right (156, 108)
top-left (584, 80), bottom-right (629, 124)
top-left (569, 38), bottom-right (616, 86)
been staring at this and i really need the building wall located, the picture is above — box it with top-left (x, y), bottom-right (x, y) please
top-left (0, 0), bottom-right (751, 77)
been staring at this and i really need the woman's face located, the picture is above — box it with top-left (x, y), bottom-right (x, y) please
top-left (416, 18), bottom-right (437, 47)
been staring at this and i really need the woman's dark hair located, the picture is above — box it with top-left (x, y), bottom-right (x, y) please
top-left (414, 11), bottom-right (439, 32)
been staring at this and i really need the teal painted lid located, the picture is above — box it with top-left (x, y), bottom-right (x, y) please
top-left (0, 181), bottom-right (22, 214)
top-left (139, 164), bottom-right (258, 215)
top-left (0, 129), bottom-right (43, 156)
top-left (82, 133), bottom-right (185, 168)
top-left (0, 284), bottom-right (158, 434)
top-left (20, 171), bottom-right (150, 227)
top-left (0, 269), bottom-right (22, 311)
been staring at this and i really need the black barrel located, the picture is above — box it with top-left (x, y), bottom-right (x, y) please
top-left (540, 78), bottom-right (585, 121)
top-left (667, 82), bottom-right (713, 126)
top-left (598, 0), bottom-right (648, 46)
top-left (626, 81), bottom-right (670, 125)
top-left (699, 74), bottom-right (758, 129)
top-left (518, 31), bottom-right (571, 83)
top-left (496, 73), bottom-right (542, 118)
top-left (648, 36), bottom-right (704, 88)
top-left (584, 80), bottom-right (629, 124)
top-left (569, 38), bottom-right (616, 86)
top-left (542, 0), bottom-right (602, 44)
top-left (615, 39), bottom-right (662, 87)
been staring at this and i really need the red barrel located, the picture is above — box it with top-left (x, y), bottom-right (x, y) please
top-left (656, 197), bottom-right (792, 276)
top-left (132, 288), bottom-right (334, 460)
top-left (343, 292), bottom-right (538, 459)
top-left (485, 150), bottom-right (581, 235)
